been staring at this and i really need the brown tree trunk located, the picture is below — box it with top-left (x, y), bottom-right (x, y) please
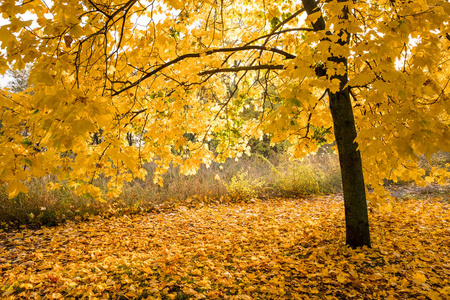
top-left (302, 0), bottom-right (371, 248)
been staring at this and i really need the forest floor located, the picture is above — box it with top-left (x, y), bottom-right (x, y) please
top-left (387, 183), bottom-right (450, 202)
top-left (1, 195), bottom-right (449, 300)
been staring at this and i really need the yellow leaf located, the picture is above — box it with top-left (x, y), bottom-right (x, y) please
top-left (427, 291), bottom-right (441, 300)
top-left (69, 24), bottom-right (84, 38)
top-left (337, 273), bottom-right (347, 283)
top-left (167, 294), bottom-right (177, 300)
top-left (191, 269), bottom-right (202, 276)
top-left (21, 283), bottom-right (33, 289)
top-left (381, 203), bottom-right (393, 213)
top-left (424, 176), bottom-right (435, 184)
top-left (72, 119), bottom-right (96, 134)
top-left (412, 272), bottom-right (427, 284)
top-left (167, 0), bottom-right (184, 9)
top-left (305, 11), bottom-right (322, 24)
top-left (329, 78), bottom-right (341, 93)
top-left (0, 25), bottom-right (12, 43)
top-left (183, 288), bottom-right (197, 296)
top-left (37, 71), bottom-right (55, 86)
top-left (6, 181), bottom-right (28, 199)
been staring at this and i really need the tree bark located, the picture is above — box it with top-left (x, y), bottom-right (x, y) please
top-left (329, 75), bottom-right (371, 248)
top-left (301, 0), bottom-right (371, 248)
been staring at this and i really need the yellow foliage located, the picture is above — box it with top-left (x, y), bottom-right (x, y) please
top-left (0, 0), bottom-right (448, 204)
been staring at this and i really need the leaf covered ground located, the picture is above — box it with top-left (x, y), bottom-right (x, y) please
top-left (1, 196), bottom-right (449, 300)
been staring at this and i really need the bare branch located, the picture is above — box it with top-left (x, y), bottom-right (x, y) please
top-left (113, 46), bottom-right (294, 96)
top-left (270, 8), bottom-right (307, 37)
top-left (198, 65), bottom-right (285, 76)
top-left (246, 27), bottom-right (314, 46)
top-left (87, 0), bottom-right (111, 18)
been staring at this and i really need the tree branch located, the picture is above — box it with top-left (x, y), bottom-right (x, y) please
top-left (245, 27), bottom-right (314, 46)
top-left (87, 0), bottom-right (111, 18)
top-left (113, 46), bottom-right (295, 96)
top-left (198, 65), bottom-right (285, 76)
top-left (270, 8), bottom-right (307, 37)
top-left (302, 0), bottom-right (326, 31)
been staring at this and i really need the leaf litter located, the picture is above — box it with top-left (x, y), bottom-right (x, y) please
top-left (0, 196), bottom-right (449, 299)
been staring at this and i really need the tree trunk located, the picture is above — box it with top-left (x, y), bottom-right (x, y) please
top-left (329, 80), bottom-right (371, 248)
top-left (301, 0), bottom-right (371, 248)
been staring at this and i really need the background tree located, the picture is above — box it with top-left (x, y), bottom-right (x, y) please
top-left (5, 64), bottom-right (30, 93)
top-left (0, 0), bottom-right (449, 248)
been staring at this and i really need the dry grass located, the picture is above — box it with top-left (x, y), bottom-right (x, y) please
top-left (0, 152), bottom-right (342, 230)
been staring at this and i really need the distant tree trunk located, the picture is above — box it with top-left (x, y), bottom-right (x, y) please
top-left (91, 129), bottom-right (103, 145)
top-left (302, 0), bottom-right (371, 248)
top-left (92, 132), bottom-right (100, 145)
top-left (126, 132), bottom-right (133, 146)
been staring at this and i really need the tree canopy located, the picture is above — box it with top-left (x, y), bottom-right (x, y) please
top-left (0, 0), bottom-right (449, 228)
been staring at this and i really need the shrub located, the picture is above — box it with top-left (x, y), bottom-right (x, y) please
top-left (225, 170), bottom-right (264, 202)
top-left (274, 164), bottom-right (320, 197)
top-left (0, 179), bottom-right (101, 230)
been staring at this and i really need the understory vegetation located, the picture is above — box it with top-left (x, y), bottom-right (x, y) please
top-left (0, 151), bottom-right (342, 230)
top-left (1, 149), bottom-right (449, 231)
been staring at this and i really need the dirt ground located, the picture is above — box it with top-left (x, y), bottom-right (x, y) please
top-left (387, 183), bottom-right (450, 201)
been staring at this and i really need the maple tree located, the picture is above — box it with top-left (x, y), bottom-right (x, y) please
top-left (0, 0), bottom-right (449, 248)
